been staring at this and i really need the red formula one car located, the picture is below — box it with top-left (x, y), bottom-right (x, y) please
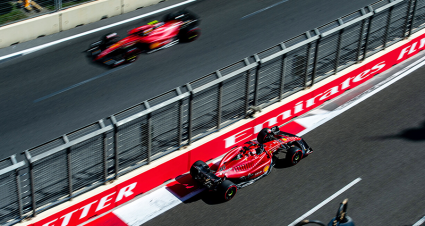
top-left (190, 126), bottom-right (313, 201)
top-left (86, 10), bottom-right (200, 67)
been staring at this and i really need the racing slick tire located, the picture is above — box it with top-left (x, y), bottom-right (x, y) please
top-left (190, 160), bottom-right (209, 179)
top-left (257, 128), bottom-right (275, 144)
top-left (180, 27), bottom-right (200, 42)
top-left (286, 146), bottom-right (303, 166)
top-left (217, 180), bottom-right (237, 201)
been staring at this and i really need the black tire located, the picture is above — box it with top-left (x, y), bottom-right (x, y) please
top-left (190, 160), bottom-right (209, 179)
top-left (257, 128), bottom-right (273, 144)
top-left (217, 180), bottom-right (237, 201)
top-left (286, 147), bottom-right (303, 166)
top-left (180, 27), bottom-right (200, 42)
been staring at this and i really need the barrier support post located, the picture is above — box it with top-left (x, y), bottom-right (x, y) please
top-left (11, 155), bottom-right (23, 219)
top-left (186, 83), bottom-right (194, 145)
top-left (176, 87), bottom-right (183, 146)
top-left (99, 120), bottom-right (108, 184)
top-left (408, 0), bottom-right (418, 37)
top-left (383, 6), bottom-right (394, 49)
top-left (253, 54), bottom-right (261, 106)
top-left (243, 58), bottom-right (251, 117)
top-left (311, 29), bottom-right (321, 86)
top-left (64, 135), bottom-right (73, 199)
top-left (334, 19), bottom-right (344, 75)
top-left (25, 151), bottom-right (37, 217)
top-left (356, 9), bottom-right (367, 62)
top-left (362, 6), bottom-right (374, 61)
top-left (303, 31), bottom-right (312, 87)
top-left (144, 101), bottom-right (152, 164)
top-left (216, 71), bottom-right (223, 130)
top-left (110, 116), bottom-right (119, 180)
top-left (279, 43), bottom-right (287, 101)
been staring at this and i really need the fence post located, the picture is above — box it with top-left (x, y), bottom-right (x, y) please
top-left (383, 5), bottom-right (394, 49)
top-left (186, 83), bottom-right (194, 145)
top-left (216, 71), bottom-right (223, 130)
top-left (55, 0), bottom-right (62, 11)
top-left (279, 43), bottom-right (287, 101)
top-left (311, 29), bottom-right (321, 86)
top-left (243, 58), bottom-right (251, 117)
top-left (25, 151), bottom-right (37, 217)
top-left (253, 54), bottom-right (261, 106)
top-left (11, 155), bottom-right (23, 219)
top-left (362, 6), bottom-right (374, 61)
top-left (63, 135), bottom-right (73, 199)
top-left (334, 19), bottom-right (344, 75)
top-left (303, 31), bottom-right (312, 87)
top-left (99, 120), bottom-right (108, 184)
top-left (110, 116), bottom-right (119, 180)
top-left (176, 87), bottom-right (183, 146)
top-left (408, 0), bottom-right (418, 37)
top-left (356, 9), bottom-right (367, 62)
top-left (403, 0), bottom-right (414, 38)
top-left (144, 101), bottom-right (152, 164)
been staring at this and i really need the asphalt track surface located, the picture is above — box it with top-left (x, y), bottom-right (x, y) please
top-left (0, 0), bottom-right (378, 158)
top-left (142, 58), bottom-right (425, 224)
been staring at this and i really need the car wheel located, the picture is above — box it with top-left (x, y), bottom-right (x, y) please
top-left (286, 146), bottom-right (303, 166)
top-left (190, 160), bottom-right (209, 179)
top-left (180, 28), bottom-right (200, 42)
top-left (257, 127), bottom-right (272, 144)
top-left (217, 180), bottom-right (237, 201)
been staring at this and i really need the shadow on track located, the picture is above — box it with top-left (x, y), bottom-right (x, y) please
top-left (367, 120), bottom-right (425, 142)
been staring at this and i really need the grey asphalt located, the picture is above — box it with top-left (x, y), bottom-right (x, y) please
top-left (142, 56), bottom-right (425, 224)
top-left (0, 0), bottom-right (378, 159)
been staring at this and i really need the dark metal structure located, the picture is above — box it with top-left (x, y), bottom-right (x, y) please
top-left (1, 0), bottom-right (425, 225)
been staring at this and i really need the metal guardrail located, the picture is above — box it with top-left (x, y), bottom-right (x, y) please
top-left (1, 0), bottom-right (425, 225)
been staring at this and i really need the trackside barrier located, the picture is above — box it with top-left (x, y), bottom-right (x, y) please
top-left (0, 0), bottom-right (165, 48)
top-left (2, 0), bottom-right (425, 225)
top-left (14, 27), bottom-right (425, 226)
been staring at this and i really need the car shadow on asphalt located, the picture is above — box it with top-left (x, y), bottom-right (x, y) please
top-left (367, 120), bottom-right (425, 142)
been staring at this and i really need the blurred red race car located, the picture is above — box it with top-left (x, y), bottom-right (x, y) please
top-left (86, 10), bottom-right (200, 67)
top-left (190, 126), bottom-right (313, 201)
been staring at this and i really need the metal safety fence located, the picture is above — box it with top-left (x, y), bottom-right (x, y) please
top-left (2, 0), bottom-right (425, 225)
top-left (0, 0), bottom-right (95, 26)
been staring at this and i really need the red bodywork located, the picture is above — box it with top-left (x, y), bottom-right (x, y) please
top-left (95, 21), bottom-right (182, 60)
top-left (215, 135), bottom-right (302, 181)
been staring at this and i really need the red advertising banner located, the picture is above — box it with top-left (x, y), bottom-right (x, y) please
top-left (28, 33), bottom-right (425, 226)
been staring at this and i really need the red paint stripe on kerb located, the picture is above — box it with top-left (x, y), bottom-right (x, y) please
top-left (281, 121), bottom-right (307, 135)
top-left (84, 212), bottom-right (127, 226)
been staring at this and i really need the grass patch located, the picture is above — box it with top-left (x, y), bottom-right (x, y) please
top-left (0, 5), bottom-right (27, 26)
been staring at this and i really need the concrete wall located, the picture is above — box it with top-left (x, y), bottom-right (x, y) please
top-left (0, 13), bottom-right (60, 47)
top-left (0, 0), bottom-right (164, 48)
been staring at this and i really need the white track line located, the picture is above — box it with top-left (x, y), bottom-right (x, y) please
top-left (288, 178), bottom-right (362, 226)
top-left (0, 0), bottom-right (196, 61)
top-left (413, 216), bottom-right (425, 226)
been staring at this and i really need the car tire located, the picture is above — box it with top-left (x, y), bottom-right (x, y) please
top-left (286, 146), bottom-right (303, 166)
top-left (180, 28), bottom-right (200, 42)
top-left (217, 180), bottom-right (237, 201)
top-left (190, 160), bottom-right (209, 179)
top-left (257, 128), bottom-right (271, 144)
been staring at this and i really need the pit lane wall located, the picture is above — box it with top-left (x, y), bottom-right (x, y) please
top-left (0, 0), bottom-right (164, 48)
top-left (15, 25), bottom-right (425, 226)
